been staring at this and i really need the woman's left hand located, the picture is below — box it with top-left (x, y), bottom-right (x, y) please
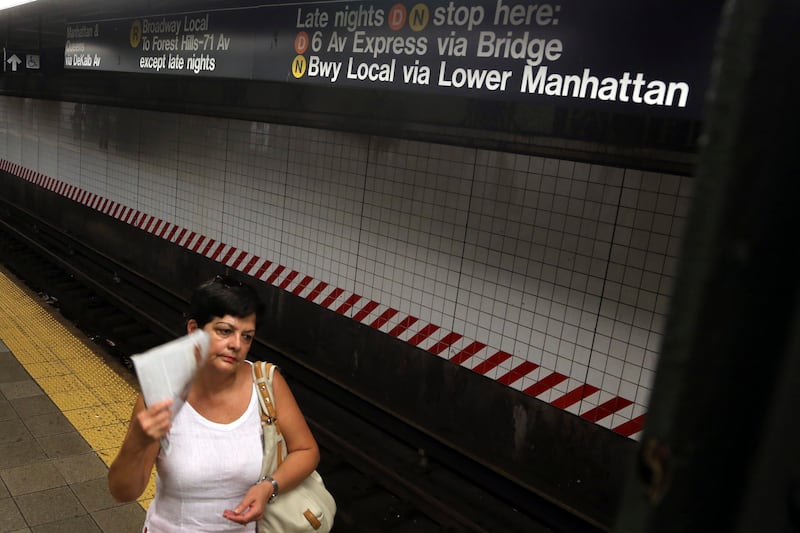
top-left (222, 483), bottom-right (271, 525)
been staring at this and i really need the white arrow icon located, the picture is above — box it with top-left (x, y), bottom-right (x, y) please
top-left (7, 54), bottom-right (22, 72)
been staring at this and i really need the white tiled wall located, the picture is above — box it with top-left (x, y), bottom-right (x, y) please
top-left (108, 108), bottom-right (142, 212)
top-left (283, 127), bottom-right (367, 293)
top-left (0, 96), bottom-right (693, 439)
top-left (57, 102), bottom-right (81, 187)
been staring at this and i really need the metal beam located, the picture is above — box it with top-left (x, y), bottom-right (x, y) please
top-left (615, 0), bottom-right (800, 531)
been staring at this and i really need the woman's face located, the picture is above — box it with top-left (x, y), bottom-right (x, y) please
top-left (189, 313), bottom-right (257, 370)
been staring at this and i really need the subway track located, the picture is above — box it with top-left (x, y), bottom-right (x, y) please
top-left (0, 203), bottom-right (602, 533)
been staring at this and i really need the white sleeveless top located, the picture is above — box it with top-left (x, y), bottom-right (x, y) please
top-left (144, 375), bottom-right (263, 532)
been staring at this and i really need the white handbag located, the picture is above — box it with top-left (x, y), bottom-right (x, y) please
top-left (252, 362), bottom-right (337, 532)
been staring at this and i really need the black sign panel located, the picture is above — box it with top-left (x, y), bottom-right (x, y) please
top-left (64, 1), bottom-right (723, 118)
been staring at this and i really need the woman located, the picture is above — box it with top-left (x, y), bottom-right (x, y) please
top-left (108, 275), bottom-right (320, 532)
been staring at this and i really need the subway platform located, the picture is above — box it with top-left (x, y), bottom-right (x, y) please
top-left (0, 267), bottom-right (150, 532)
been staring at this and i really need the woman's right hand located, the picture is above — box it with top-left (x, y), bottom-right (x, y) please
top-left (133, 397), bottom-right (174, 442)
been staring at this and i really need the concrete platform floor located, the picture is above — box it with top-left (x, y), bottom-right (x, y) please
top-left (0, 268), bottom-right (149, 532)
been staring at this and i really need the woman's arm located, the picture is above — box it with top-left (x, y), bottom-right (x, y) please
top-left (268, 368), bottom-right (321, 491)
top-left (224, 369), bottom-right (320, 524)
top-left (107, 395), bottom-right (171, 502)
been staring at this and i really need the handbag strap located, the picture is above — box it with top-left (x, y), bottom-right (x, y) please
top-left (252, 361), bottom-right (286, 467)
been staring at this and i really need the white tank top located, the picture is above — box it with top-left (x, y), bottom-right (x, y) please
top-left (144, 378), bottom-right (263, 532)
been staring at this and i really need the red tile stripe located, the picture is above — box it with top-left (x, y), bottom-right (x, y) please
top-left (291, 275), bottom-right (314, 296)
top-left (143, 216), bottom-right (155, 232)
top-left (307, 281), bottom-right (329, 302)
top-left (523, 372), bottom-right (568, 397)
top-left (335, 294), bottom-right (362, 315)
top-left (265, 265), bottom-right (285, 285)
top-left (352, 300), bottom-right (379, 322)
top-left (201, 239), bottom-right (216, 256)
top-left (192, 236), bottom-right (206, 252)
top-left (211, 242), bottom-right (228, 261)
top-left (450, 341), bottom-right (486, 365)
top-left (388, 316), bottom-right (417, 338)
top-left (613, 414), bottom-right (646, 437)
top-left (253, 260), bottom-right (272, 279)
top-left (428, 332), bottom-right (462, 355)
top-left (369, 308), bottom-right (398, 329)
top-left (230, 251), bottom-right (249, 270)
top-left (498, 361), bottom-right (539, 385)
top-left (581, 397), bottom-right (634, 423)
top-left (278, 270), bottom-right (299, 290)
top-left (319, 287), bottom-right (344, 309)
top-left (472, 351), bottom-right (512, 375)
top-left (407, 324), bottom-right (439, 346)
top-left (242, 255), bottom-right (261, 274)
top-left (551, 384), bottom-right (601, 409)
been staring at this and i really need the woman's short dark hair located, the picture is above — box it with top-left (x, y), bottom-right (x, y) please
top-left (187, 275), bottom-right (265, 328)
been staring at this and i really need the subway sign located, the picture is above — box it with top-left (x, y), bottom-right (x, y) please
top-left (64, 0), bottom-right (723, 117)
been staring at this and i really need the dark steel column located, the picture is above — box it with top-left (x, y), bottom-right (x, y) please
top-left (615, 0), bottom-right (800, 531)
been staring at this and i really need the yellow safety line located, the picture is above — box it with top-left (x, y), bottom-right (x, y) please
top-left (0, 270), bottom-right (155, 508)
